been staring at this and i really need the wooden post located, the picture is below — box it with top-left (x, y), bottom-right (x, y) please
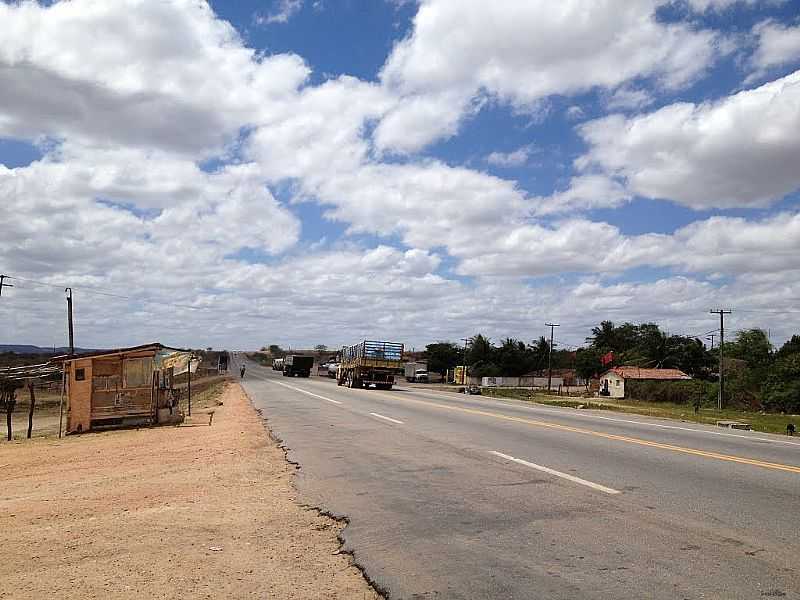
top-left (187, 356), bottom-right (192, 417)
top-left (5, 388), bottom-right (15, 441)
top-left (58, 368), bottom-right (66, 438)
top-left (27, 382), bottom-right (36, 439)
top-left (65, 287), bottom-right (74, 355)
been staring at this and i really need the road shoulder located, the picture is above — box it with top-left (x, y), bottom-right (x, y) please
top-left (0, 382), bottom-right (380, 600)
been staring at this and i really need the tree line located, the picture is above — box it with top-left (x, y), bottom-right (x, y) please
top-left (423, 322), bottom-right (800, 413)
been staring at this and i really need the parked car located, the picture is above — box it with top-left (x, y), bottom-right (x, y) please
top-left (327, 363), bottom-right (339, 378)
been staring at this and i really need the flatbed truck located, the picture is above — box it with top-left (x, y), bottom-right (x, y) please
top-left (337, 340), bottom-right (404, 390)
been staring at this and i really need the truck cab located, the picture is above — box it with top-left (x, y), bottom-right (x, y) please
top-left (413, 369), bottom-right (429, 383)
top-left (283, 355), bottom-right (313, 377)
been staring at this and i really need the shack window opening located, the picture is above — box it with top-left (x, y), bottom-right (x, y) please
top-left (124, 357), bottom-right (154, 388)
top-left (75, 368), bottom-right (85, 381)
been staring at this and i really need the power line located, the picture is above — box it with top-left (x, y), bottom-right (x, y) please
top-left (733, 308), bottom-right (800, 314)
top-left (4, 274), bottom-right (206, 311)
top-left (1, 272), bottom-right (294, 328)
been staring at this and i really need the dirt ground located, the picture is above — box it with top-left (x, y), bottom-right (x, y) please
top-left (0, 383), bottom-right (380, 600)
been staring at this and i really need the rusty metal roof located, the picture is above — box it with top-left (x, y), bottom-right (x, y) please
top-left (604, 366), bottom-right (692, 380)
top-left (49, 343), bottom-right (168, 363)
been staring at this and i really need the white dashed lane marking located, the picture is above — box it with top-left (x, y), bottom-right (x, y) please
top-left (369, 412), bottom-right (404, 425)
top-left (489, 451), bottom-right (621, 495)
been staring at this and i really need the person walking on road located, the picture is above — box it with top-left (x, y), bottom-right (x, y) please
top-left (240, 364), bottom-right (246, 379)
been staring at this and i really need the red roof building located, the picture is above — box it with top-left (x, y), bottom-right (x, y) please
top-left (599, 366), bottom-right (691, 398)
top-left (607, 367), bottom-right (691, 380)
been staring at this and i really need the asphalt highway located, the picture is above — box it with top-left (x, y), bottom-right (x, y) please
top-left (236, 356), bottom-right (800, 600)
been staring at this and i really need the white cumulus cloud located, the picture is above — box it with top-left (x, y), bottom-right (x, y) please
top-left (749, 19), bottom-right (800, 80)
top-left (576, 70), bottom-right (800, 209)
top-left (255, 0), bottom-right (304, 25)
top-left (486, 145), bottom-right (534, 168)
top-left (375, 0), bottom-right (722, 152)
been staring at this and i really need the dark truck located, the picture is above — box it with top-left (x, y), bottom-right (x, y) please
top-left (283, 355), bottom-right (313, 377)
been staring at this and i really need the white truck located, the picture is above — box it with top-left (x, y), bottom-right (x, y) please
top-left (404, 362), bottom-right (429, 383)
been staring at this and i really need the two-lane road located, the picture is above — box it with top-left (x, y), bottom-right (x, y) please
top-left (237, 356), bottom-right (799, 599)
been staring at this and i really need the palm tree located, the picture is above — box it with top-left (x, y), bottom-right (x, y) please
top-left (588, 321), bottom-right (616, 349)
top-left (530, 336), bottom-right (550, 370)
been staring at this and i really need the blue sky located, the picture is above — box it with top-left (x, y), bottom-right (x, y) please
top-left (204, 0), bottom-right (800, 246)
top-left (1, 0), bottom-right (800, 350)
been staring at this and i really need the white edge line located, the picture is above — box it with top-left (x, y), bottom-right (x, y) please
top-left (540, 409), bottom-right (800, 447)
top-left (402, 388), bottom-right (800, 447)
top-left (369, 412), bottom-right (404, 425)
top-left (269, 379), bottom-right (343, 404)
top-left (489, 451), bottom-right (621, 495)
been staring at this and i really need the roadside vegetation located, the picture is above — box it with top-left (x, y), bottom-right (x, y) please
top-left (424, 322), bottom-right (800, 422)
top-left (481, 387), bottom-right (799, 435)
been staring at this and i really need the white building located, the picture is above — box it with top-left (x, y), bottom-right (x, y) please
top-left (599, 367), bottom-right (691, 399)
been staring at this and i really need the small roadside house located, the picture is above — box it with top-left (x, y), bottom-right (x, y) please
top-left (599, 366), bottom-right (691, 399)
top-left (54, 343), bottom-right (191, 433)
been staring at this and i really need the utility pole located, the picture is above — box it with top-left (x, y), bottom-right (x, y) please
top-left (710, 309), bottom-right (732, 410)
top-left (187, 354), bottom-right (193, 417)
top-left (706, 333), bottom-right (715, 350)
top-left (545, 323), bottom-right (560, 392)
top-left (65, 288), bottom-right (74, 355)
top-left (460, 337), bottom-right (470, 391)
top-left (0, 274), bottom-right (13, 297)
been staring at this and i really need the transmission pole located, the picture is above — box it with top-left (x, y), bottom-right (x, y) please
top-left (65, 288), bottom-right (74, 355)
top-left (460, 337), bottom-right (470, 391)
top-left (706, 333), bottom-right (715, 350)
top-left (710, 309), bottom-right (731, 410)
top-left (0, 274), bottom-right (13, 297)
top-left (545, 323), bottom-right (560, 392)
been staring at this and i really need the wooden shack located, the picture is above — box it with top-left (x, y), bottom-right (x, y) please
top-left (54, 343), bottom-right (187, 433)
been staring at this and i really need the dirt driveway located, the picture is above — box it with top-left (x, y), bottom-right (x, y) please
top-left (0, 383), bottom-right (379, 599)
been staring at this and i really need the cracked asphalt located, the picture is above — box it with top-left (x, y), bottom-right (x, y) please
top-left (237, 356), bottom-right (800, 600)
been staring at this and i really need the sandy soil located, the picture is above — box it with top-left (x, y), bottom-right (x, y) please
top-left (0, 383), bottom-right (379, 600)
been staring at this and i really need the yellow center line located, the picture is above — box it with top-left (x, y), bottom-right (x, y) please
top-left (368, 390), bottom-right (800, 475)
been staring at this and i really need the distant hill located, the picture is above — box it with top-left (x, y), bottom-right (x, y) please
top-left (0, 344), bottom-right (96, 355)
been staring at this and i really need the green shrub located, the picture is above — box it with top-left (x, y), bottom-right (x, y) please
top-left (624, 380), bottom-right (711, 405)
top-left (762, 354), bottom-right (800, 414)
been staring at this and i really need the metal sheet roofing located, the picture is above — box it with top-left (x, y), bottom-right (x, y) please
top-left (606, 367), bottom-right (692, 380)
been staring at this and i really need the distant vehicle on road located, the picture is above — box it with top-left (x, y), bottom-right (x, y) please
top-left (337, 340), bottom-right (404, 390)
top-left (283, 355), bottom-right (313, 377)
top-left (404, 362), bottom-right (429, 383)
top-left (272, 358), bottom-right (284, 371)
top-left (327, 362), bottom-right (339, 378)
